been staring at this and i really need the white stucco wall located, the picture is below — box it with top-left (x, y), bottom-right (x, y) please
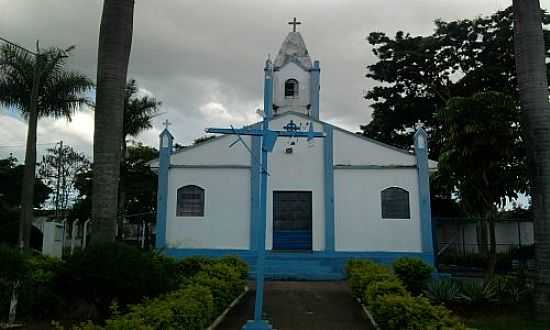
top-left (170, 135), bottom-right (252, 166)
top-left (333, 129), bottom-right (417, 166)
top-left (273, 62), bottom-right (311, 115)
top-left (164, 112), bottom-right (427, 253)
top-left (334, 168), bottom-right (423, 252)
top-left (266, 114), bottom-right (325, 251)
top-left (166, 168), bottom-right (251, 249)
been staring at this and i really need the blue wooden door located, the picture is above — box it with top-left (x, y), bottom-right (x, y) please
top-left (273, 191), bottom-right (312, 251)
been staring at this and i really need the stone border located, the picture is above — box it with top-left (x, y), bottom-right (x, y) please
top-left (356, 298), bottom-right (380, 330)
top-left (207, 286), bottom-right (249, 330)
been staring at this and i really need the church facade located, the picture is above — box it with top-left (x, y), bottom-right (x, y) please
top-left (152, 28), bottom-right (436, 279)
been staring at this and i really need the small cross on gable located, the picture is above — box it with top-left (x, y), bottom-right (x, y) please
top-left (163, 119), bottom-right (172, 130)
top-left (288, 17), bottom-right (302, 32)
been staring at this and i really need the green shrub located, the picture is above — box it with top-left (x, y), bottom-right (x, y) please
top-left (173, 256), bottom-right (214, 282)
top-left (0, 246), bottom-right (28, 320)
top-left (345, 259), bottom-right (377, 276)
top-left (193, 262), bottom-right (245, 315)
top-left (0, 247), bottom-right (63, 320)
top-left (18, 255), bottom-right (63, 319)
top-left (371, 294), bottom-right (465, 330)
top-left (460, 280), bottom-right (497, 305)
top-left (57, 242), bottom-right (178, 319)
top-left (218, 255), bottom-right (249, 280)
top-left (392, 257), bottom-right (433, 295)
top-left (489, 274), bottom-right (532, 304)
top-left (115, 284), bottom-right (215, 330)
top-left (364, 279), bottom-right (408, 306)
top-left (69, 255), bottom-right (248, 330)
top-left (346, 258), bottom-right (464, 330)
top-left (346, 260), bottom-right (393, 298)
top-left (423, 279), bottom-right (464, 305)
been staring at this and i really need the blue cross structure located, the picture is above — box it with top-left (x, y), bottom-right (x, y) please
top-left (205, 58), bottom-right (324, 330)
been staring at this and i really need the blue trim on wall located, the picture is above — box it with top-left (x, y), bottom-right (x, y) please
top-left (310, 60), bottom-right (320, 120)
top-left (250, 135), bottom-right (261, 251)
top-left (164, 248), bottom-right (434, 280)
top-left (155, 129), bottom-right (173, 249)
top-left (323, 124), bottom-right (335, 253)
top-left (414, 128), bottom-right (435, 265)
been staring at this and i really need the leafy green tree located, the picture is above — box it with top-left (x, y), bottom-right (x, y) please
top-left (437, 92), bottom-right (527, 277)
top-left (123, 79), bottom-right (161, 153)
top-left (513, 0), bottom-right (550, 319)
top-left (0, 44), bottom-right (93, 250)
top-left (118, 79), bottom-right (161, 236)
top-left (362, 6), bottom-right (550, 159)
top-left (71, 144), bottom-right (158, 247)
top-left (0, 156), bottom-right (51, 248)
top-left (38, 144), bottom-right (90, 219)
top-left (92, 0), bottom-right (134, 244)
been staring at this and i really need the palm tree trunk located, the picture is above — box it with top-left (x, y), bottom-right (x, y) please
top-left (117, 139), bottom-right (127, 240)
top-left (18, 48), bottom-right (40, 251)
top-left (513, 0), bottom-right (550, 319)
top-left (91, 0), bottom-right (134, 244)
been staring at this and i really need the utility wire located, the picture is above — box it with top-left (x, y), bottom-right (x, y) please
top-left (0, 142), bottom-right (58, 148)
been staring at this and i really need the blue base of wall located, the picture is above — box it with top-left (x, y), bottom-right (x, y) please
top-left (164, 248), bottom-right (434, 280)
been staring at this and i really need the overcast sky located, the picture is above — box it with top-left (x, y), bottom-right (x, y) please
top-left (0, 0), bottom-right (546, 161)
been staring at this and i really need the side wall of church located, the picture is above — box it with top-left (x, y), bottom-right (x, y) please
top-left (333, 168), bottom-right (422, 252)
top-left (165, 167), bottom-right (251, 249)
top-left (331, 129), bottom-right (423, 252)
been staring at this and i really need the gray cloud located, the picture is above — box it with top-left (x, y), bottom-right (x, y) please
top-left (0, 0), bottom-right (539, 160)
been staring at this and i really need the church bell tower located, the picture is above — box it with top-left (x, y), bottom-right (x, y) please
top-left (272, 18), bottom-right (320, 120)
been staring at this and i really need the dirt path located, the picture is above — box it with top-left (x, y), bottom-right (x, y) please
top-left (217, 281), bottom-right (372, 330)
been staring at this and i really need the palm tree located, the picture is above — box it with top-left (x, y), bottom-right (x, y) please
top-left (123, 79), bottom-right (161, 158)
top-left (0, 44), bottom-right (93, 251)
top-left (91, 0), bottom-right (135, 244)
top-left (513, 0), bottom-right (550, 319)
top-left (118, 79), bottom-right (160, 236)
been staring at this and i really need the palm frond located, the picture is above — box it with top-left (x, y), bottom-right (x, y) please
top-left (0, 43), bottom-right (93, 120)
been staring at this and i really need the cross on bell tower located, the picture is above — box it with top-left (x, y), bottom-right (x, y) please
top-left (288, 17), bottom-right (301, 32)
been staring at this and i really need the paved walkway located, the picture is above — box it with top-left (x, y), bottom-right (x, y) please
top-left (217, 281), bottom-right (372, 330)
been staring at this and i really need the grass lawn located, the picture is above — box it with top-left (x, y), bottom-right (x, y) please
top-left (455, 305), bottom-right (550, 330)
top-left (465, 316), bottom-right (550, 330)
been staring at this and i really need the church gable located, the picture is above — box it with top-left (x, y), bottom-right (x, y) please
top-left (332, 128), bottom-right (418, 167)
top-left (169, 134), bottom-right (252, 166)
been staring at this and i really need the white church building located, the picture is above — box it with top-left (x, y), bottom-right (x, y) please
top-left (152, 25), bottom-right (436, 279)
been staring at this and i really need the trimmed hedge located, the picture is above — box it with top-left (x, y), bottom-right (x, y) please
top-left (0, 246), bottom-right (63, 320)
top-left (346, 259), bottom-right (465, 330)
top-left (71, 256), bottom-right (248, 330)
top-left (56, 242), bottom-right (180, 319)
top-left (392, 257), bottom-right (433, 295)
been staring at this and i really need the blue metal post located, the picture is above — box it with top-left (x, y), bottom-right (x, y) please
top-left (155, 129), bottom-right (173, 249)
top-left (414, 127), bottom-right (435, 265)
top-left (310, 60), bottom-right (320, 120)
top-left (250, 135), bottom-right (261, 251)
top-left (243, 59), bottom-right (274, 330)
top-left (323, 124), bottom-right (335, 253)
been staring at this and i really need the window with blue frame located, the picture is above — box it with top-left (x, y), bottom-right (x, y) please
top-left (381, 187), bottom-right (410, 219)
top-left (176, 185), bottom-right (205, 217)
